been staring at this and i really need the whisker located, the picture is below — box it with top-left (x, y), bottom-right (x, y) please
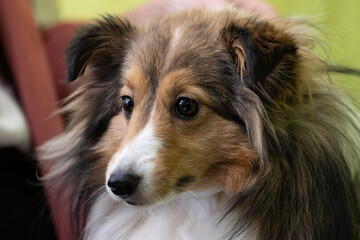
top-left (172, 186), bottom-right (213, 214)
top-left (84, 186), bottom-right (106, 206)
top-left (165, 192), bottom-right (187, 219)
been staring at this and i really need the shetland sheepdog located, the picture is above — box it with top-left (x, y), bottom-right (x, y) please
top-left (40, 8), bottom-right (360, 240)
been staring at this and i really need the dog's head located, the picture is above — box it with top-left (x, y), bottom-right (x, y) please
top-left (65, 9), bottom-right (299, 206)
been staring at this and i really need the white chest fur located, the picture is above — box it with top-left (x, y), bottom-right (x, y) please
top-left (84, 193), bottom-right (243, 240)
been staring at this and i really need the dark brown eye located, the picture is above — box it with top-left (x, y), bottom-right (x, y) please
top-left (176, 97), bottom-right (198, 118)
top-left (122, 96), bottom-right (134, 118)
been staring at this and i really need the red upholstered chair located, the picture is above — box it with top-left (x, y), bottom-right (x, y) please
top-left (0, 1), bottom-right (82, 239)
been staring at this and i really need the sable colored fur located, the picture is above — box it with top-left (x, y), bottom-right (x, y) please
top-left (40, 8), bottom-right (360, 240)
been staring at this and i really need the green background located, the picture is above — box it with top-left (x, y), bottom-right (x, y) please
top-left (33, 0), bottom-right (360, 99)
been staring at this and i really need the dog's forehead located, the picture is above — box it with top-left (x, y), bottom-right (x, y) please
top-left (120, 10), bottom-right (245, 125)
top-left (124, 12), bottom-right (229, 88)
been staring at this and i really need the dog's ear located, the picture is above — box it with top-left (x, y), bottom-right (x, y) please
top-left (223, 20), bottom-right (298, 100)
top-left (65, 16), bottom-right (136, 82)
top-left (223, 20), bottom-right (300, 160)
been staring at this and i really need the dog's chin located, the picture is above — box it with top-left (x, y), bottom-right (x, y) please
top-left (109, 195), bottom-right (151, 206)
top-left (123, 199), bottom-right (142, 206)
top-left (106, 187), bottom-right (169, 207)
top-left (122, 194), bottom-right (158, 206)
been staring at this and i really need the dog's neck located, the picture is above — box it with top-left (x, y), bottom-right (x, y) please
top-left (84, 191), bottom-right (248, 240)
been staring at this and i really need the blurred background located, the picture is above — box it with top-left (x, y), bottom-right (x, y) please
top-left (0, 0), bottom-right (359, 239)
top-left (32, 0), bottom-right (360, 89)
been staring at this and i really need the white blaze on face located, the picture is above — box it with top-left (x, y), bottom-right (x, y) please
top-left (168, 27), bottom-right (183, 54)
top-left (106, 123), bottom-right (162, 194)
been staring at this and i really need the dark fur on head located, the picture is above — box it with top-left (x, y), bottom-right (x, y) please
top-left (40, 9), bottom-right (360, 240)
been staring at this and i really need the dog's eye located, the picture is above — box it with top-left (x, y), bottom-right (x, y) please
top-left (122, 96), bottom-right (134, 118)
top-left (176, 97), bottom-right (198, 118)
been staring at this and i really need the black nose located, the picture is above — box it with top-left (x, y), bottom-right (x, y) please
top-left (107, 173), bottom-right (140, 197)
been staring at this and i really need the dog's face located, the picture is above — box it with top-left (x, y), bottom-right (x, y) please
top-left (104, 65), bottom-right (256, 205)
top-left (65, 9), bottom-right (298, 206)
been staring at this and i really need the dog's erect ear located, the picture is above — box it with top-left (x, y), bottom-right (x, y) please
top-left (222, 20), bottom-right (300, 160)
top-left (65, 16), bottom-right (136, 82)
top-left (223, 20), bottom-right (298, 99)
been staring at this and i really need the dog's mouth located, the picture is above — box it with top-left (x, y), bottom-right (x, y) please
top-left (123, 199), bottom-right (141, 206)
top-left (107, 175), bottom-right (196, 206)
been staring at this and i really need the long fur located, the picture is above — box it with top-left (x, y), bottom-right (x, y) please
top-left (39, 8), bottom-right (360, 240)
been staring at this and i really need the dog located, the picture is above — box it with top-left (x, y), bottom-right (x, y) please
top-left (40, 8), bottom-right (360, 240)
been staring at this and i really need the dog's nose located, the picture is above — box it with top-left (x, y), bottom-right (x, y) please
top-left (107, 173), bottom-right (140, 197)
